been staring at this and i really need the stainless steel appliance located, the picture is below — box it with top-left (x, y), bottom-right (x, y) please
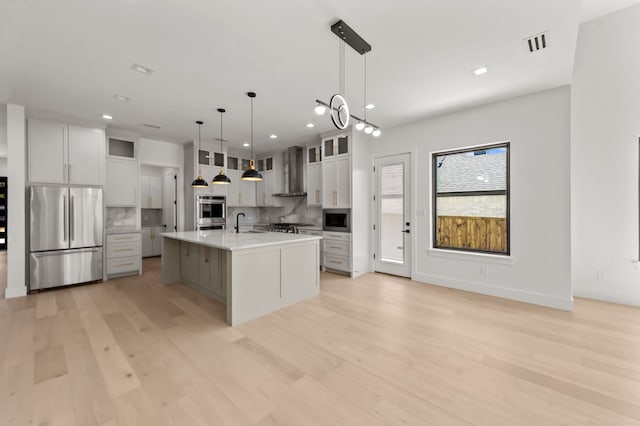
top-left (273, 146), bottom-right (307, 197)
top-left (29, 185), bottom-right (103, 290)
top-left (196, 195), bottom-right (226, 230)
top-left (323, 209), bottom-right (351, 233)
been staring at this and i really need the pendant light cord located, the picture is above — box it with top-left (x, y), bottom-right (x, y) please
top-left (339, 39), bottom-right (345, 95)
top-left (220, 111), bottom-right (223, 152)
top-left (197, 122), bottom-right (202, 175)
top-left (250, 96), bottom-right (254, 160)
top-left (364, 54), bottom-right (367, 122)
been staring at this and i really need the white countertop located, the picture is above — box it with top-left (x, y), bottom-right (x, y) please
top-left (160, 230), bottom-right (322, 251)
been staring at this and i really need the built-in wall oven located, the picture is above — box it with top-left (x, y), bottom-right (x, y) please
top-left (196, 195), bottom-right (226, 230)
top-left (323, 209), bottom-right (351, 233)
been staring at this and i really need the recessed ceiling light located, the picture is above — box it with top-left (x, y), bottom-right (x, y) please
top-left (306, 123), bottom-right (315, 128)
top-left (270, 134), bottom-right (277, 139)
top-left (102, 114), bottom-right (113, 120)
top-left (365, 103), bottom-right (375, 110)
top-left (113, 94), bottom-right (131, 102)
top-left (243, 143), bottom-right (250, 147)
top-left (131, 63), bottom-right (154, 75)
top-left (142, 123), bottom-right (161, 129)
top-left (473, 66), bottom-right (488, 76)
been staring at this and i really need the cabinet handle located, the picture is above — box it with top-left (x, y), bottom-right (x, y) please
top-left (330, 246), bottom-right (341, 249)
top-left (68, 164), bottom-right (71, 182)
top-left (114, 262), bottom-right (134, 267)
top-left (330, 260), bottom-right (343, 265)
top-left (114, 248), bottom-right (133, 252)
top-left (316, 189), bottom-right (320, 204)
top-left (113, 236), bottom-right (132, 241)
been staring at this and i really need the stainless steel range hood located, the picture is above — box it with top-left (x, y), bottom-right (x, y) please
top-left (274, 146), bottom-right (307, 197)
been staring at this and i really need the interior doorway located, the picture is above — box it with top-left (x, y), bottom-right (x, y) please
top-left (373, 153), bottom-right (412, 277)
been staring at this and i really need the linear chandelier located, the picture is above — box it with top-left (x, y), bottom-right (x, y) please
top-left (314, 20), bottom-right (381, 137)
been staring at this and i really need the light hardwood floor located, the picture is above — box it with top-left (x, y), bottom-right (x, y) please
top-left (0, 257), bottom-right (639, 425)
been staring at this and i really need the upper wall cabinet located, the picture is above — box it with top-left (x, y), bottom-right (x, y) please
top-left (105, 158), bottom-right (137, 206)
top-left (28, 118), bottom-right (105, 185)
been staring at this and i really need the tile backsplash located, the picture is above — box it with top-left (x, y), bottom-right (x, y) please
top-left (106, 207), bottom-right (136, 228)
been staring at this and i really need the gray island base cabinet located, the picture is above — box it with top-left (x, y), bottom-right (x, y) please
top-left (161, 231), bottom-right (321, 326)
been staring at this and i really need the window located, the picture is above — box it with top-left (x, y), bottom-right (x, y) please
top-left (432, 142), bottom-right (510, 255)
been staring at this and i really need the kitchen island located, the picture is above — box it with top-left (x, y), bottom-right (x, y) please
top-left (161, 230), bottom-right (322, 325)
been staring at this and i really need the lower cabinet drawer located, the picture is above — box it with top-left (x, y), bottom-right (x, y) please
top-left (107, 256), bottom-right (141, 275)
top-left (107, 233), bottom-right (142, 244)
top-left (323, 240), bottom-right (350, 256)
top-left (323, 253), bottom-right (351, 273)
top-left (107, 241), bottom-right (141, 258)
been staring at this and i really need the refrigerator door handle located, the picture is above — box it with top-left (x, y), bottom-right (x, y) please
top-left (70, 195), bottom-right (75, 242)
top-left (63, 194), bottom-right (68, 241)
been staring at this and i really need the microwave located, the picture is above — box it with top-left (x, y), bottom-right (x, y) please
top-left (323, 209), bottom-right (351, 233)
top-left (196, 195), bottom-right (226, 226)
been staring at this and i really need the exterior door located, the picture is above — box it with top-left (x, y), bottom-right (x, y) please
top-left (374, 154), bottom-right (411, 277)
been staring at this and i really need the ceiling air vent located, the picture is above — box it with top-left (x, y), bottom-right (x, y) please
top-left (523, 31), bottom-right (549, 53)
top-left (142, 123), bottom-right (161, 129)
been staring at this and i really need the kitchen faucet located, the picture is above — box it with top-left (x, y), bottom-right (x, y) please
top-left (235, 212), bottom-right (245, 233)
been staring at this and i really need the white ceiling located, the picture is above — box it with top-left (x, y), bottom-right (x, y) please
top-left (0, 0), bottom-right (638, 154)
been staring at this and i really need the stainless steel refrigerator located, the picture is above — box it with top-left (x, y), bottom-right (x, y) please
top-left (29, 185), bottom-right (103, 291)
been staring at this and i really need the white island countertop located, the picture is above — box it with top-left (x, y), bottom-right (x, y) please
top-left (160, 230), bottom-right (322, 251)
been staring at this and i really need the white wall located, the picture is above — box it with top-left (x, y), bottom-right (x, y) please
top-left (371, 86), bottom-right (572, 310)
top-left (0, 104), bottom-right (7, 157)
top-left (571, 5), bottom-right (640, 306)
top-left (6, 104), bottom-right (26, 298)
top-left (139, 138), bottom-right (184, 167)
top-left (0, 104), bottom-right (6, 176)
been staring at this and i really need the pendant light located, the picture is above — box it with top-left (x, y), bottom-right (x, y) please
top-left (191, 120), bottom-right (208, 188)
top-left (211, 108), bottom-right (231, 185)
top-left (241, 92), bottom-right (262, 182)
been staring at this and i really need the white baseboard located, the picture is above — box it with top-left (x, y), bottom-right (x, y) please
top-left (413, 272), bottom-right (574, 311)
top-left (573, 286), bottom-right (640, 307)
top-left (5, 284), bottom-right (28, 299)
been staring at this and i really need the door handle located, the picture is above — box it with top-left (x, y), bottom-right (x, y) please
top-left (70, 195), bottom-right (75, 241)
top-left (402, 229), bottom-right (410, 234)
top-left (63, 194), bottom-right (68, 241)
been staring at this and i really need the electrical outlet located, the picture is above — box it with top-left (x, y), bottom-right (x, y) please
top-left (596, 270), bottom-right (604, 280)
top-left (480, 266), bottom-right (488, 276)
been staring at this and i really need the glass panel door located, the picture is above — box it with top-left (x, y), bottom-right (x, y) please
top-left (374, 153), bottom-right (411, 277)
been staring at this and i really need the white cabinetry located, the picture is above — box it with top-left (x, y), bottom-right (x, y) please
top-left (142, 226), bottom-right (164, 257)
top-left (256, 154), bottom-right (283, 207)
top-left (226, 158), bottom-right (256, 207)
top-left (28, 119), bottom-right (104, 185)
top-left (307, 165), bottom-right (322, 207)
top-left (322, 231), bottom-right (351, 273)
top-left (105, 158), bottom-right (137, 206)
top-left (179, 242), bottom-right (227, 301)
top-left (322, 155), bottom-right (350, 208)
top-left (298, 228), bottom-right (323, 268)
top-left (319, 128), bottom-right (372, 277)
top-left (140, 175), bottom-right (162, 208)
top-left (106, 233), bottom-right (142, 277)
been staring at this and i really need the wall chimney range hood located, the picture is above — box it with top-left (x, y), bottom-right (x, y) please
top-left (273, 146), bottom-right (307, 197)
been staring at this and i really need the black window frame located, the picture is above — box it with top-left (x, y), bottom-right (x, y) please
top-left (432, 142), bottom-right (511, 256)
